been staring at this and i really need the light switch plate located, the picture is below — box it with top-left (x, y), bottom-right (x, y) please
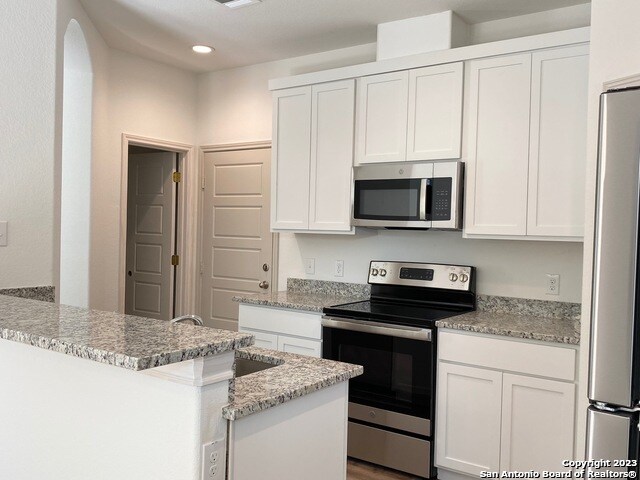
top-left (0, 222), bottom-right (7, 247)
top-left (304, 258), bottom-right (315, 275)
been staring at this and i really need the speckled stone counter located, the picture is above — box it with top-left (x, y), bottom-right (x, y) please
top-left (223, 347), bottom-right (363, 420)
top-left (0, 286), bottom-right (55, 303)
top-left (0, 295), bottom-right (253, 370)
top-left (436, 295), bottom-right (581, 345)
top-left (233, 278), bottom-right (369, 312)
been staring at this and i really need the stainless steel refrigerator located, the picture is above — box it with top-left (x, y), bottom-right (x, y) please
top-left (587, 87), bottom-right (640, 469)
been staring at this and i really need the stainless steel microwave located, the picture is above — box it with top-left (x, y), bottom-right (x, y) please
top-left (352, 162), bottom-right (463, 230)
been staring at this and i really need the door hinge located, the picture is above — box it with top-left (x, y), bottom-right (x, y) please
top-left (172, 171), bottom-right (182, 183)
top-left (200, 262), bottom-right (204, 275)
top-left (171, 255), bottom-right (180, 266)
top-left (201, 174), bottom-right (206, 190)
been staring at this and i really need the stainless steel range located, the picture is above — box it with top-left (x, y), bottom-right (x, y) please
top-left (322, 261), bottom-right (475, 479)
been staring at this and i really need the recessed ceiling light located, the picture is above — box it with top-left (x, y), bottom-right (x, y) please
top-left (192, 45), bottom-right (214, 54)
top-left (214, 0), bottom-right (262, 9)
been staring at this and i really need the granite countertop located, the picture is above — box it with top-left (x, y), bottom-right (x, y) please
top-left (233, 290), bottom-right (367, 312)
top-left (435, 295), bottom-right (581, 345)
top-left (233, 278), bottom-right (370, 312)
top-left (0, 296), bottom-right (253, 371)
top-left (223, 347), bottom-right (363, 421)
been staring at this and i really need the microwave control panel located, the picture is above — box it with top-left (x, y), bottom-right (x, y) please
top-left (431, 177), bottom-right (452, 221)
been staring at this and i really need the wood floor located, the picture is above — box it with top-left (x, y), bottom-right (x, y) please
top-left (347, 458), bottom-right (422, 480)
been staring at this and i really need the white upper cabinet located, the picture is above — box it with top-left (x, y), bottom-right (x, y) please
top-left (271, 80), bottom-right (355, 233)
top-left (355, 71), bottom-right (409, 164)
top-left (464, 45), bottom-right (589, 240)
top-left (271, 86), bottom-right (312, 230)
top-left (356, 64), bottom-right (464, 165)
top-left (527, 45), bottom-right (589, 237)
top-left (407, 63), bottom-right (464, 161)
top-left (464, 54), bottom-right (532, 236)
top-left (309, 80), bottom-right (355, 232)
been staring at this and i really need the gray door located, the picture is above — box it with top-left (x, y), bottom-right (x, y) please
top-left (125, 152), bottom-right (177, 320)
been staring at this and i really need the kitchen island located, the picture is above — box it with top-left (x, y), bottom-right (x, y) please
top-left (0, 295), bottom-right (361, 480)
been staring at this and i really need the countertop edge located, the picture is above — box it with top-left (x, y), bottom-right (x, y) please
top-left (434, 321), bottom-right (580, 345)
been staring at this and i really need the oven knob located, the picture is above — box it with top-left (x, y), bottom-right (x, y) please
top-left (449, 273), bottom-right (459, 282)
top-left (379, 269), bottom-right (387, 277)
top-left (371, 268), bottom-right (379, 276)
top-left (460, 273), bottom-right (469, 283)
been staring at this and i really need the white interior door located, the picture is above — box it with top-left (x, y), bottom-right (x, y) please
top-left (125, 152), bottom-right (176, 320)
top-left (201, 147), bottom-right (274, 331)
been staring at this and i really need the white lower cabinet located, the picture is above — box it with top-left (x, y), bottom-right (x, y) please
top-left (435, 330), bottom-right (577, 477)
top-left (436, 363), bottom-right (503, 476)
top-left (500, 374), bottom-right (575, 471)
top-left (238, 304), bottom-right (322, 358)
top-left (277, 335), bottom-right (322, 357)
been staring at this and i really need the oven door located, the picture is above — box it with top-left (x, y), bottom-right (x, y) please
top-left (321, 317), bottom-right (434, 423)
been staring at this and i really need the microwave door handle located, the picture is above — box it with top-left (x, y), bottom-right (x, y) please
top-left (420, 178), bottom-right (427, 220)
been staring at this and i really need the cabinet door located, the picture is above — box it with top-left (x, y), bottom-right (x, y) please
top-left (271, 87), bottom-right (311, 230)
top-left (309, 80), bottom-right (355, 231)
top-left (500, 374), bottom-right (575, 471)
top-left (277, 335), bottom-right (321, 358)
top-left (240, 328), bottom-right (279, 350)
top-left (527, 45), bottom-right (589, 237)
top-left (407, 63), bottom-right (464, 161)
top-left (465, 54), bottom-right (532, 236)
top-left (435, 362), bottom-right (503, 476)
top-left (355, 71), bottom-right (409, 164)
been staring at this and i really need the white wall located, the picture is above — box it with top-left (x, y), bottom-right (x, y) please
top-left (469, 3), bottom-right (591, 45)
top-left (0, 338), bottom-right (225, 480)
top-left (197, 17), bottom-right (586, 303)
top-left (575, 0), bottom-right (640, 459)
top-left (59, 20), bottom-right (93, 308)
top-left (0, 1), bottom-right (57, 289)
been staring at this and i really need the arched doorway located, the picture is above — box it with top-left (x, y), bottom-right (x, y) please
top-left (59, 20), bottom-right (93, 307)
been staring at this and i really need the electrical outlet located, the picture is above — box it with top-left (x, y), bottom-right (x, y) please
top-left (546, 274), bottom-right (560, 295)
top-left (334, 260), bottom-right (344, 277)
top-left (202, 438), bottom-right (226, 479)
top-left (304, 258), bottom-right (315, 275)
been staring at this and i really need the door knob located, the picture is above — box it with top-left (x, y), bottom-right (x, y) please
top-left (259, 281), bottom-right (269, 289)
top-left (127, 271), bottom-right (132, 277)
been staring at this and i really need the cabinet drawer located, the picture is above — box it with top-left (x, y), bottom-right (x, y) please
top-left (438, 330), bottom-right (576, 381)
top-left (277, 335), bottom-right (321, 358)
top-left (240, 328), bottom-right (278, 350)
top-left (238, 304), bottom-right (322, 340)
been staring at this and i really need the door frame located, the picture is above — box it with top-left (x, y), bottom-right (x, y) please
top-left (119, 133), bottom-right (199, 317)
top-left (197, 141), bottom-right (279, 318)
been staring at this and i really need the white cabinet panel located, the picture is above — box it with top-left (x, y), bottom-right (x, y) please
top-left (309, 80), bottom-right (355, 231)
top-left (527, 45), bottom-right (589, 237)
top-left (465, 54), bottom-right (532, 236)
top-left (435, 362), bottom-right (503, 476)
top-left (240, 328), bottom-right (278, 350)
top-left (407, 63), bottom-right (463, 161)
top-left (277, 336), bottom-right (322, 358)
top-left (271, 87), bottom-right (311, 230)
top-left (500, 374), bottom-right (575, 471)
top-left (355, 71), bottom-right (409, 164)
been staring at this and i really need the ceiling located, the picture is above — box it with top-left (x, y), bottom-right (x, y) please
top-left (79, 0), bottom-right (589, 73)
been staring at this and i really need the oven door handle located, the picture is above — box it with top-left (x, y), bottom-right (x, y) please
top-left (321, 316), bottom-right (432, 342)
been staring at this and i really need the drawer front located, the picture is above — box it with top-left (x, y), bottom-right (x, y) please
top-left (238, 304), bottom-right (322, 339)
top-left (438, 330), bottom-right (576, 381)
top-left (277, 335), bottom-right (321, 358)
top-left (240, 328), bottom-right (278, 350)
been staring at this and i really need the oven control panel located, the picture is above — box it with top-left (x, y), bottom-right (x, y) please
top-left (369, 261), bottom-right (473, 291)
